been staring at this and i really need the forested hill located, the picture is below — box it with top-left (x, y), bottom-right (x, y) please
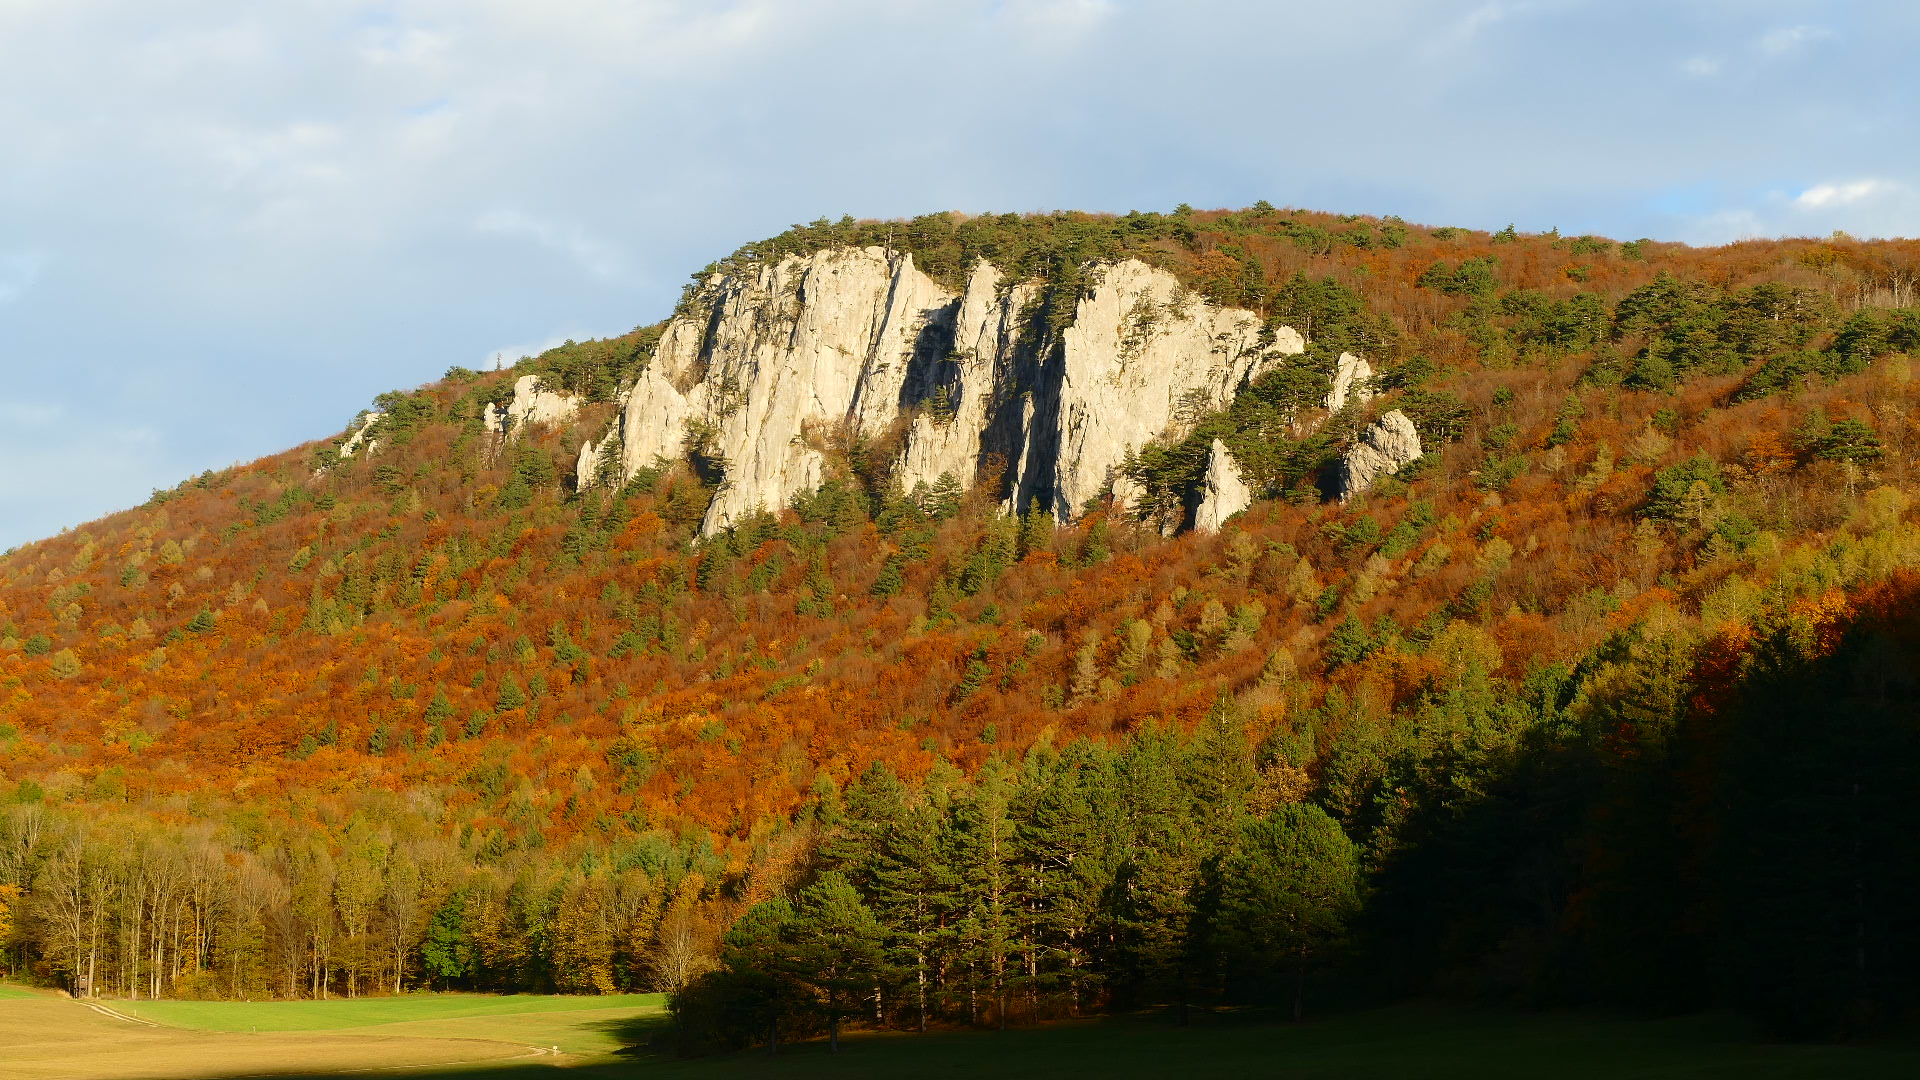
top-left (3, 207), bottom-right (1920, 1039)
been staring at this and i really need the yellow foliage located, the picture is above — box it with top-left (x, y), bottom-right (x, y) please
top-left (0, 882), bottom-right (19, 942)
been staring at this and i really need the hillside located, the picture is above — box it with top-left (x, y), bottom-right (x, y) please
top-left (3, 206), bottom-right (1920, 1038)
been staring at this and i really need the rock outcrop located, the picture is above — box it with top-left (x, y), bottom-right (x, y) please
top-left (575, 433), bottom-right (613, 491)
top-left (1338, 410), bottom-right (1422, 502)
top-left (1192, 439), bottom-right (1252, 533)
top-left (1032, 260), bottom-right (1289, 520)
top-left (1325, 352), bottom-right (1374, 413)
top-left (894, 260), bottom-right (1040, 502)
top-left (607, 246), bottom-right (958, 534)
top-left (484, 374), bottom-right (581, 436)
top-left (582, 247), bottom-right (1318, 535)
top-left (339, 412), bottom-right (382, 458)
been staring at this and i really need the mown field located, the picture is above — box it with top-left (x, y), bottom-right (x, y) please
top-left (5, 985), bottom-right (1920, 1079)
top-left (110, 991), bottom-right (665, 1052)
top-left (0, 985), bottom-right (663, 1079)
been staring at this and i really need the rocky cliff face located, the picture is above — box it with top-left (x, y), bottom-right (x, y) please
top-left (1338, 409), bottom-right (1422, 502)
top-left (1325, 352), bottom-right (1374, 413)
top-left (580, 247), bottom-right (1325, 535)
top-left (338, 411), bottom-right (382, 458)
top-left (608, 246), bottom-right (956, 534)
top-left (1192, 439), bottom-right (1252, 533)
top-left (485, 374), bottom-right (581, 437)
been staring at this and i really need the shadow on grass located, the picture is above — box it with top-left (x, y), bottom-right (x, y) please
top-left (194, 1004), bottom-right (1920, 1080)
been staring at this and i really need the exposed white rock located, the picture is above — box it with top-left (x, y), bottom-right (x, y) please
top-left (1109, 470), bottom-right (1148, 518)
top-left (1036, 260), bottom-right (1299, 520)
top-left (595, 247), bottom-right (1319, 536)
top-left (339, 412), bottom-right (383, 458)
top-left (1338, 410), bottom-right (1422, 502)
top-left (485, 374), bottom-right (581, 436)
top-left (575, 434), bottom-right (609, 491)
top-left (609, 247), bottom-right (959, 533)
top-left (896, 261), bottom-right (1040, 499)
top-left (1325, 352), bottom-right (1375, 413)
top-left (1193, 439), bottom-right (1253, 533)
top-left (1244, 325), bottom-right (1308, 386)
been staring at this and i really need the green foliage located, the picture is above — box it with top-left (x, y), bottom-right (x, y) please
top-left (1417, 256), bottom-right (1500, 296)
top-left (494, 676), bottom-right (527, 714)
top-left (513, 326), bottom-right (663, 403)
top-left (1642, 456), bottom-right (1725, 522)
top-left (1802, 415), bottom-right (1884, 463)
top-left (1205, 804), bottom-right (1358, 1009)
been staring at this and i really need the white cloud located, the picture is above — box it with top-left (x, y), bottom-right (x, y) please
top-left (1683, 179), bottom-right (1920, 244)
top-left (0, 400), bottom-right (64, 429)
top-left (1795, 179), bottom-right (1892, 209)
top-left (475, 209), bottom-right (633, 282)
top-left (357, 26), bottom-right (451, 67)
top-left (1422, 1), bottom-right (1573, 56)
top-left (483, 332), bottom-right (592, 371)
top-left (1757, 24), bottom-right (1835, 57)
top-left (1001, 0), bottom-right (1115, 32)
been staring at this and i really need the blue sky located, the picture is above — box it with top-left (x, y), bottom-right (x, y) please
top-left (2, 0), bottom-right (1915, 549)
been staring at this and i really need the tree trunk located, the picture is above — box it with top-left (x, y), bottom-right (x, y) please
top-left (829, 1014), bottom-right (839, 1054)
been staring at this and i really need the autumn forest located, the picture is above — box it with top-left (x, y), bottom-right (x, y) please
top-left (5, 206), bottom-right (1920, 1047)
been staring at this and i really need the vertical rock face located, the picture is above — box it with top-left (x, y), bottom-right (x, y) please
top-left (1030, 260), bottom-right (1291, 520)
top-left (575, 435), bottom-right (609, 491)
top-left (610, 246), bottom-right (959, 534)
top-left (585, 247), bottom-right (1320, 535)
top-left (1338, 409), bottom-right (1422, 502)
top-left (485, 375), bottom-right (581, 436)
top-left (895, 261), bottom-right (1041, 500)
top-left (1325, 352), bottom-right (1374, 413)
top-left (1192, 439), bottom-right (1253, 533)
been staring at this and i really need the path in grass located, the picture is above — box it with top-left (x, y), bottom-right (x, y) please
top-left (110, 991), bottom-right (668, 1055)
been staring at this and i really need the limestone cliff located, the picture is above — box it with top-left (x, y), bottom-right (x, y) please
top-left (1338, 410), bottom-right (1422, 502)
top-left (1192, 439), bottom-right (1252, 533)
top-left (580, 246), bottom-right (1325, 535)
top-left (1325, 352), bottom-right (1374, 413)
top-left (485, 374), bottom-right (581, 437)
top-left (338, 412), bottom-right (382, 459)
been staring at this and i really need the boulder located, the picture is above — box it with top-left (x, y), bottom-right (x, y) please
top-left (1324, 352), bottom-right (1374, 413)
top-left (1338, 410), bottom-right (1422, 502)
top-left (1192, 439), bottom-right (1253, 533)
top-left (484, 374), bottom-right (580, 436)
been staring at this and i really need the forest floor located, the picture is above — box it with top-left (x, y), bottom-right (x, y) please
top-left (4, 986), bottom-right (1920, 1078)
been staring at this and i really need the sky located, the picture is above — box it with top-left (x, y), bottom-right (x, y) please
top-left (1, 0), bottom-right (1916, 550)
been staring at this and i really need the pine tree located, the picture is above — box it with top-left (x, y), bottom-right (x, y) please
top-left (1206, 803), bottom-right (1358, 1020)
top-left (782, 873), bottom-right (892, 1052)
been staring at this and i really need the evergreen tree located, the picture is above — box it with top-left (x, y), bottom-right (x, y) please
top-left (1206, 804), bottom-right (1358, 1019)
top-left (783, 873), bottom-right (892, 1052)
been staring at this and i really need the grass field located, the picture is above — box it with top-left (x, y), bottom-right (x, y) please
top-left (5, 986), bottom-right (1920, 1079)
top-left (110, 991), bottom-right (665, 1051)
top-left (0, 986), bottom-right (666, 1078)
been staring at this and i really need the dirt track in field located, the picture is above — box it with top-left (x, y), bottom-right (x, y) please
top-left (0, 993), bottom-right (549, 1079)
